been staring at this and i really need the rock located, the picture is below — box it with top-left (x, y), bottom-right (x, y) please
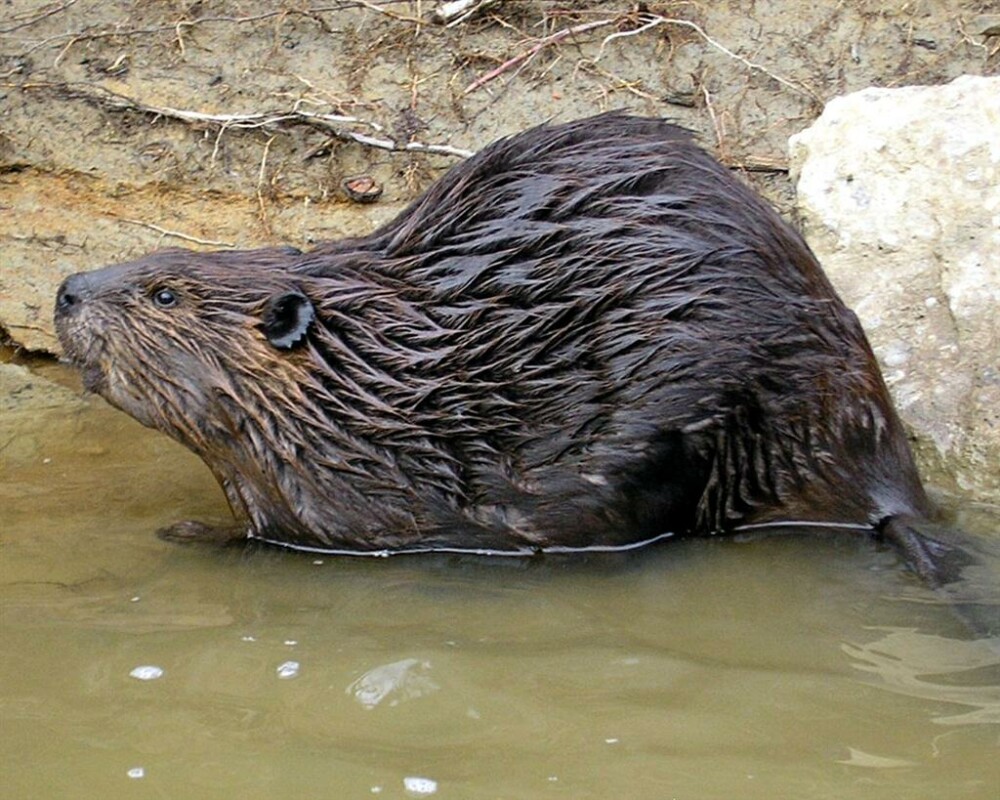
top-left (789, 74), bottom-right (1000, 502)
top-left (969, 14), bottom-right (1000, 37)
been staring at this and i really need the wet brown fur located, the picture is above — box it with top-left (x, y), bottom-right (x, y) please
top-left (55, 114), bottom-right (937, 558)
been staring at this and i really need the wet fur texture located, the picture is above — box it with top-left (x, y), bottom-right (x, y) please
top-left (55, 114), bottom-right (933, 553)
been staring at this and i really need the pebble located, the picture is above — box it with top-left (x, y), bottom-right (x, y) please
top-left (276, 660), bottom-right (300, 679)
top-left (403, 776), bottom-right (438, 796)
top-left (129, 665), bottom-right (164, 681)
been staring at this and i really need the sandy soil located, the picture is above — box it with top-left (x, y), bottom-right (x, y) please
top-left (1, 0), bottom-right (998, 351)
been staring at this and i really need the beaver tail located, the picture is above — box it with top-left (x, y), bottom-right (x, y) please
top-left (878, 514), bottom-right (971, 589)
top-left (879, 514), bottom-right (997, 637)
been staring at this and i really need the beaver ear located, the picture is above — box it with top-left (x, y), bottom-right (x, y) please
top-left (261, 291), bottom-right (315, 350)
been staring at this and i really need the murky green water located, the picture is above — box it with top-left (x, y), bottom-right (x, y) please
top-left (2, 361), bottom-right (998, 799)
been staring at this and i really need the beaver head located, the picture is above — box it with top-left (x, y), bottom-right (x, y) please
top-left (52, 247), bottom-right (383, 546)
top-left (55, 247), bottom-right (314, 433)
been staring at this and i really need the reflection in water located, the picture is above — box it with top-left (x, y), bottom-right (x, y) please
top-left (403, 775), bottom-right (439, 796)
top-left (348, 658), bottom-right (440, 709)
top-left (837, 747), bottom-right (915, 768)
top-left (128, 665), bottom-right (165, 681)
top-left (275, 661), bottom-right (300, 680)
top-left (843, 629), bottom-right (1000, 725)
top-left (3, 361), bottom-right (1000, 799)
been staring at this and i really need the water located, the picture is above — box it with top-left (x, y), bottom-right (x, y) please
top-left (2, 361), bottom-right (998, 799)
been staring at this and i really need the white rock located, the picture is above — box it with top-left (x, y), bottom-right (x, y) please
top-left (790, 75), bottom-right (1000, 501)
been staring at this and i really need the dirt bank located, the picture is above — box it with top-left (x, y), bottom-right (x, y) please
top-left (2, 0), bottom-right (997, 351)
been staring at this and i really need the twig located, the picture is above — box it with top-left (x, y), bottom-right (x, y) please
top-left (701, 81), bottom-right (727, 159)
top-left (210, 122), bottom-right (231, 165)
top-left (721, 157), bottom-right (788, 174)
top-left (352, 0), bottom-right (423, 24)
top-left (578, 62), bottom-right (659, 102)
top-left (464, 18), bottom-right (618, 94)
top-left (174, 20), bottom-right (187, 56)
top-left (6, 3), bottom-right (419, 56)
top-left (52, 35), bottom-right (79, 68)
top-left (19, 82), bottom-right (473, 158)
top-left (596, 14), bottom-right (819, 102)
top-left (256, 135), bottom-right (276, 232)
top-left (594, 12), bottom-right (669, 59)
top-left (113, 217), bottom-right (236, 248)
top-left (0, 0), bottom-right (78, 34)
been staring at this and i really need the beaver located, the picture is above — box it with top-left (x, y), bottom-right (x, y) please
top-left (53, 113), bottom-right (966, 585)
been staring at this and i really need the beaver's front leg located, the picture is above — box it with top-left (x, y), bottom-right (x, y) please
top-left (157, 520), bottom-right (250, 546)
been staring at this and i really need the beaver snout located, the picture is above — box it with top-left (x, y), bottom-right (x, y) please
top-left (53, 272), bottom-right (98, 363)
top-left (55, 273), bottom-right (91, 316)
top-left (56, 263), bottom-right (136, 319)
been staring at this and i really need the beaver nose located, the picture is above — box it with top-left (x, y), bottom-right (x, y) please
top-left (56, 273), bottom-right (91, 315)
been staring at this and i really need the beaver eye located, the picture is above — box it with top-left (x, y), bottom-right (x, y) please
top-left (151, 288), bottom-right (178, 308)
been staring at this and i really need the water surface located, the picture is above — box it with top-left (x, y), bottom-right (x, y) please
top-left (2, 361), bottom-right (998, 799)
